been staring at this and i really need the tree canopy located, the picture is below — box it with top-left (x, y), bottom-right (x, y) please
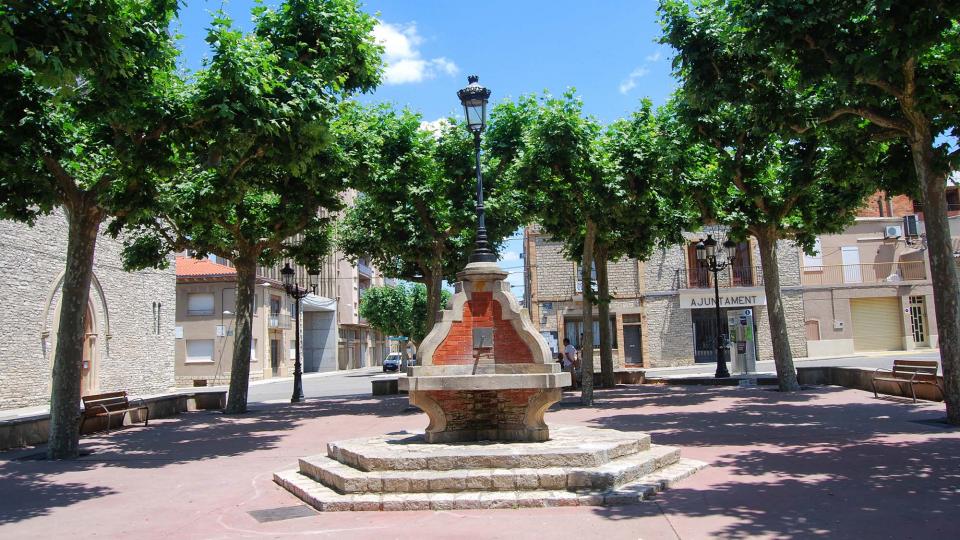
top-left (121, 0), bottom-right (382, 414)
top-left (338, 107), bottom-right (521, 334)
top-left (0, 0), bottom-right (181, 459)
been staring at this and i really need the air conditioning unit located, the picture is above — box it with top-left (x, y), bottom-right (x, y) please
top-left (884, 225), bottom-right (903, 239)
top-left (903, 214), bottom-right (920, 237)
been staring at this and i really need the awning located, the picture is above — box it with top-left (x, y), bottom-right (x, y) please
top-left (302, 294), bottom-right (336, 312)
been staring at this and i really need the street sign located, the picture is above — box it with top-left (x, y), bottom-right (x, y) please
top-left (388, 336), bottom-right (409, 341)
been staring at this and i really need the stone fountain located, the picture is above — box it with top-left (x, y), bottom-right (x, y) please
top-left (273, 75), bottom-right (703, 510)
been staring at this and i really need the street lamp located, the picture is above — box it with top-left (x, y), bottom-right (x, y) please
top-left (695, 234), bottom-right (738, 378)
top-left (457, 75), bottom-right (496, 263)
top-left (281, 262), bottom-right (319, 403)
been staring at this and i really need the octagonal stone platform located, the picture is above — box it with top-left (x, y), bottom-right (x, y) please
top-left (274, 425), bottom-right (706, 511)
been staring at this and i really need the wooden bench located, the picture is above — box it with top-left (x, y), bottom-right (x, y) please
top-left (81, 391), bottom-right (149, 433)
top-left (871, 360), bottom-right (944, 403)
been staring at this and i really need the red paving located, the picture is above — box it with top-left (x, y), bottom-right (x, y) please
top-left (0, 385), bottom-right (956, 539)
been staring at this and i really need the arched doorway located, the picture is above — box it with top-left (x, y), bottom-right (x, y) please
top-left (80, 304), bottom-right (97, 396)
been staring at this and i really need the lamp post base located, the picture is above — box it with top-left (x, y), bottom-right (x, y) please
top-left (469, 250), bottom-right (498, 263)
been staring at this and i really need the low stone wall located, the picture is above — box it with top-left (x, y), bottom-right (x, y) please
top-left (797, 366), bottom-right (944, 401)
top-left (0, 390), bottom-right (226, 451)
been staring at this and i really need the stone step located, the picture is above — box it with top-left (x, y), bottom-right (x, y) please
top-left (326, 425), bottom-right (650, 472)
top-left (300, 444), bottom-right (681, 494)
top-left (274, 458), bottom-right (707, 511)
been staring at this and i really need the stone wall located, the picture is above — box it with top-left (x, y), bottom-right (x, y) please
top-left (0, 210), bottom-right (176, 410)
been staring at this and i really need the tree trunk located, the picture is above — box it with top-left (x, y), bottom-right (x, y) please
top-left (909, 139), bottom-right (960, 424)
top-left (48, 203), bottom-right (103, 459)
top-left (596, 246), bottom-right (615, 388)
top-left (756, 227), bottom-right (800, 391)
top-left (580, 220), bottom-right (597, 405)
top-left (225, 255), bottom-right (257, 414)
top-left (423, 262), bottom-right (444, 336)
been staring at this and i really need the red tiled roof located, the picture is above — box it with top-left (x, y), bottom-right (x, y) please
top-left (175, 256), bottom-right (237, 279)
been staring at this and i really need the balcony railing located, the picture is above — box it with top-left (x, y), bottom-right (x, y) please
top-left (801, 261), bottom-right (927, 286)
top-left (268, 313), bottom-right (291, 329)
top-left (676, 266), bottom-right (763, 289)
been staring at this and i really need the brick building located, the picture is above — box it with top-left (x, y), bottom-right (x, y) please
top-left (0, 210), bottom-right (177, 409)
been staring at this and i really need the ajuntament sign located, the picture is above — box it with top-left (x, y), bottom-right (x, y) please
top-left (678, 288), bottom-right (767, 309)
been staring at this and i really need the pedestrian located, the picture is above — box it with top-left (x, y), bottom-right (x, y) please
top-left (562, 338), bottom-right (578, 389)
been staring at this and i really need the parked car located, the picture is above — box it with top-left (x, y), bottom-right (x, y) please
top-left (382, 353), bottom-right (403, 372)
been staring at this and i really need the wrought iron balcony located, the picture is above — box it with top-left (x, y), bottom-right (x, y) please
top-left (800, 261), bottom-right (927, 286)
top-left (268, 313), bottom-right (291, 329)
top-left (676, 266), bottom-right (763, 289)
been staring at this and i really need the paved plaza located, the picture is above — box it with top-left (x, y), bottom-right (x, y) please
top-left (0, 384), bottom-right (956, 539)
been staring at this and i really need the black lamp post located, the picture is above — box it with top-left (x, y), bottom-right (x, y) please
top-left (695, 234), bottom-right (738, 378)
top-left (281, 262), bottom-right (319, 403)
top-left (457, 75), bottom-right (497, 264)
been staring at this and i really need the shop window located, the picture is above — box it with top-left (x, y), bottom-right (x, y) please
top-left (563, 317), bottom-right (617, 349)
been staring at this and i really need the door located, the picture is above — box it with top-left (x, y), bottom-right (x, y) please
top-left (909, 296), bottom-right (929, 346)
top-left (270, 339), bottom-right (280, 376)
top-left (851, 297), bottom-right (903, 351)
top-left (692, 308), bottom-right (726, 363)
top-left (841, 247), bottom-right (862, 283)
top-left (623, 325), bottom-right (643, 365)
top-left (81, 305), bottom-right (96, 396)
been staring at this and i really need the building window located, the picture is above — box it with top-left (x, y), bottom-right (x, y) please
top-left (187, 293), bottom-right (215, 316)
top-left (563, 317), bottom-right (617, 349)
top-left (251, 338), bottom-right (258, 362)
top-left (270, 295), bottom-right (282, 316)
top-left (185, 339), bottom-right (215, 363)
top-left (803, 238), bottom-right (823, 270)
top-left (575, 262), bottom-right (598, 293)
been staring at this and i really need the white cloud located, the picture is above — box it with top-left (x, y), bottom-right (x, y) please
top-left (645, 51), bottom-right (663, 63)
top-left (373, 22), bottom-right (458, 85)
top-left (618, 67), bottom-right (650, 94)
top-left (419, 118), bottom-right (450, 137)
top-left (499, 251), bottom-right (522, 262)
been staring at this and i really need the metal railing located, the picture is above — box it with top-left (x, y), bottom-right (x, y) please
top-left (267, 313), bottom-right (291, 329)
top-left (800, 261), bottom-right (927, 285)
top-left (676, 266), bottom-right (763, 289)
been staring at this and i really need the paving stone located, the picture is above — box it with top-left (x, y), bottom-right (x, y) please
top-left (277, 428), bottom-right (707, 512)
top-left (479, 492), bottom-right (517, 509)
top-left (325, 425), bottom-right (649, 471)
top-left (453, 492), bottom-right (483, 510)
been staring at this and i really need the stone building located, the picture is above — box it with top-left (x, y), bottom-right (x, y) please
top-left (523, 224), bottom-right (807, 370)
top-left (0, 210), bottom-right (176, 410)
top-left (524, 189), bottom-right (960, 371)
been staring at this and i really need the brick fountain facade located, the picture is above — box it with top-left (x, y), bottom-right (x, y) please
top-left (274, 261), bottom-right (705, 511)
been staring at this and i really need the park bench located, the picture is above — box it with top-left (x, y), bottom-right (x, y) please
top-left (871, 360), bottom-right (944, 403)
top-left (80, 391), bottom-right (149, 433)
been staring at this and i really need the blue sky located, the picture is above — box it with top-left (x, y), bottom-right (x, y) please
top-left (174, 0), bottom-right (676, 298)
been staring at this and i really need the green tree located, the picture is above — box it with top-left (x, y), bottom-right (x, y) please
top-left (661, 1), bottom-right (888, 390)
top-left (359, 283), bottom-right (452, 364)
top-left (338, 107), bottom-right (519, 336)
top-left (489, 93), bottom-right (696, 399)
top-left (121, 0), bottom-right (381, 414)
top-left (0, 0), bottom-right (181, 459)
top-left (710, 0), bottom-right (960, 423)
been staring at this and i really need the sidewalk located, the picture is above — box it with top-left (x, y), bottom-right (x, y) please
top-left (638, 348), bottom-right (940, 379)
top-left (0, 366), bottom-right (380, 422)
top-left (0, 383), bottom-right (956, 539)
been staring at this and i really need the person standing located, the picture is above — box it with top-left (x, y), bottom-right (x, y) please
top-left (562, 338), bottom-right (579, 389)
